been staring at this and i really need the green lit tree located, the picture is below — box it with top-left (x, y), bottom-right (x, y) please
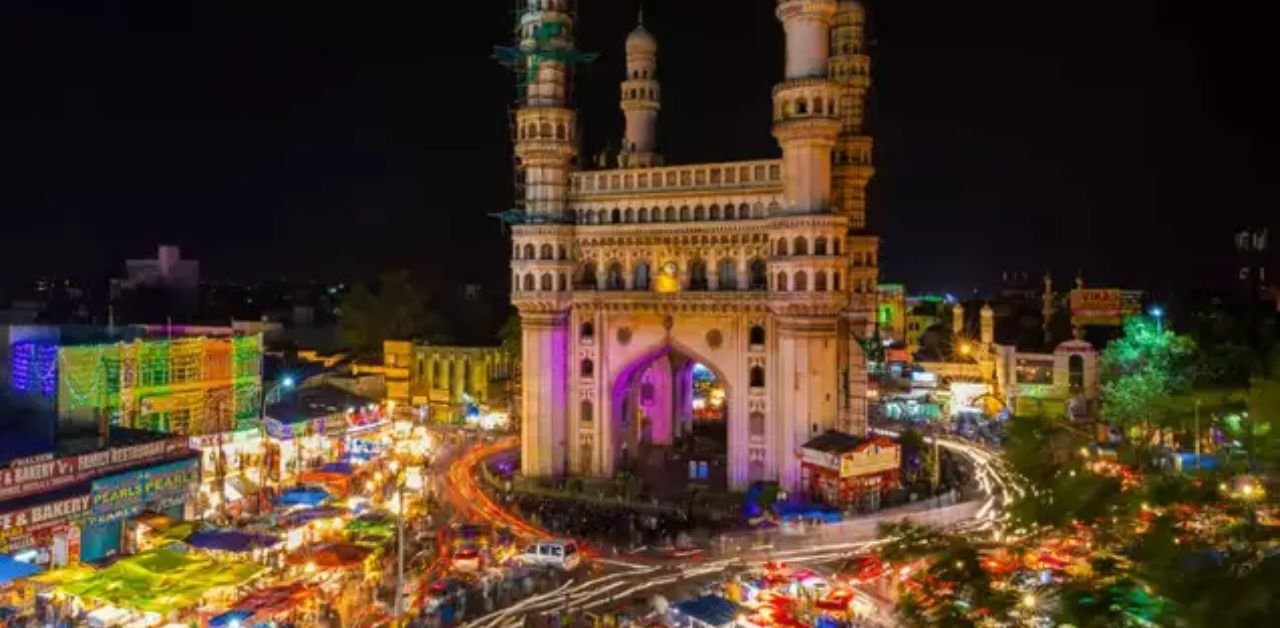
top-left (1100, 316), bottom-right (1198, 460)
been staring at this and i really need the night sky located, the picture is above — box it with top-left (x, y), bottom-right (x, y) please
top-left (1, 0), bottom-right (1274, 296)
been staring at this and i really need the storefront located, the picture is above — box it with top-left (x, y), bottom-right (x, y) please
top-left (0, 492), bottom-right (90, 568)
top-left (800, 433), bottom-right (901, 511)
top-left (190, 428), bottom-right (265, 517)
top-left (80, 456), bottom-right (200, 562)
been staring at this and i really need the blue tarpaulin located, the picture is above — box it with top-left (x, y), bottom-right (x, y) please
top-left (674, 595), bottom-right (739, 628)
top-left (208, 610), bottom-right (255, 627)
top-left (186, 530), bottom-right (281, 553)
top-left (0, 555), bottom-right (41, 584)
top-left (275, 486), bottom-right (330, 507)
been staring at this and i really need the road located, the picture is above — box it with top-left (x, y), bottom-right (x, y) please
top-left (440, 430), bottom-right (1023, 627)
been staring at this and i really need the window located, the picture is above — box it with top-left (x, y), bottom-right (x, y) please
top-left (777, 272), bottom-right (788, 292)
top-left (749, 259), bottom-right (768, 290)
top-left (540, 244), bottom-right (553, 259)
top-left (694, 206), bottom-right (706, 221)
top-left (555, 123), bottom-right (566, 139)
top-left (641, 382), bottom-right (655, 404)
top-left (557, 273), bottom-right (567, 291)
top-left (794, 271), bottom-right (808, 292)
top-left (540, 273), bottom-right (553, 291)
top-left (606, 263), bottom-right (625, 290)
top-left (580, 321), bottom-right (594, 342)
top-left (833, 272), bottom-right (841, 291)
top-left (709, 205), bottom-right (721, 220)
top-left (581, 400), bottom-right (593, 423)
top-left (794, 237), bottom-right (809, 256)
top-left (558, 245), bottom-right (567, 260)
top-left (1069, 355), bottom-right (1085, 392)
top-left (739, 204), bottom-right (750, 219)
top-left (679, 206), bottom-right (690, 221)
top-left (689, 259), bottom-right (709, 291)
top-left (833, 238), bottom-right (841, 255)
top-left (750, 366), bottom-right (765, 388)
top-left (665, 207), bottom-right (676, 221)
top-left (524, 244), bottom-right (535, 259)
top-left (750, 412), bottom-right (765, 436)
top-left (815, 271), bottom-right (828, 292)
top-left (523, 274), bottom-right (535, 291)
top-left (797, 98), bottom-right (808, 115)
top-left (638, 208), bottom-right (648, 222)
top-left (634, 262), bottom-right (651, 290)
top-left (611, 209), bottom-right (621, 224)
top-left (717, 259), bottom-right (737, 290)
top-left (1015, 358), bottom-right (1054, 385)
top-left (433, 360), bottom-right (441, 384)
top-left (749, 325), bottom-right (766, 346)
top-left (417, 359), bottom-right (425, 378)
top-left (580, 358), bottom-right (594, 378)
top-left (776, 239), bottom-right (788, 256)
top-left (814, 237), bottom-right (828, 255)
top-left (580, 262), bottom-right (599, 289)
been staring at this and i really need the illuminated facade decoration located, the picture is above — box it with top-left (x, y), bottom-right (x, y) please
top-left (55, 335), bottom-right (263, 436)
top-left (505, 0), bottom-right (878, 492)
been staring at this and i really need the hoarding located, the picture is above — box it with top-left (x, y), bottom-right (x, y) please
top-left (0, 437), bottom-right (191, 501)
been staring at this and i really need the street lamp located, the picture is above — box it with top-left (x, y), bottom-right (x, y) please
top-left (1149, 306), bottom-right (1164, 333)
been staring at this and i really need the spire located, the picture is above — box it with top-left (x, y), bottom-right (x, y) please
top-left (638, 1), bottom-right (644, 26)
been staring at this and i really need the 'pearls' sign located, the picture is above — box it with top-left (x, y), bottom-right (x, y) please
top-left (0, 437), bottom-right (190, 501)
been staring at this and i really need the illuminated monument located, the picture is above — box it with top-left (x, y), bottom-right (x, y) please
top-left (504, 0), bottom-right (877, 492)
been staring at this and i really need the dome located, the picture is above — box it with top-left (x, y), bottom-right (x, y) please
top-left (626, 25), bottom-right (658, 55)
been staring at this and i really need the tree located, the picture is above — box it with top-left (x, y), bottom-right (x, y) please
top-left (338, 270), bottom-right (430, 356)
top-left (1100, 316), bottom-right (1197, 456)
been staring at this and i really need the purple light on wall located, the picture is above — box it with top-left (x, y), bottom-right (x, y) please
top-left (10, 341), bottom-right (59, 397)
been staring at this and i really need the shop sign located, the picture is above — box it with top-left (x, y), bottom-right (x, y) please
top-left (839, 443), bottom-right (899, 478)
top-left (90, 458), bottom-right (199, 524)
top-left (265, 417), bottom-right (328, 441)
top-left (0, 493), bottom-right (92, 553)
top-left (189, 428), bottom-right (260, 450)
top-left (0, 437), bottom-right (191, 501)
top-left (800, 447), bottom-right (840, 472)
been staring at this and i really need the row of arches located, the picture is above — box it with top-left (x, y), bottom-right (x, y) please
top-left (514, 272), bottom-right (570, 293)
top-left (623, 85), bottom-right (658, 101)
top-left (513, 242), bottom-right (569, 261)
top-left (578, 258), bottom-right (769, 291)
top-left (778, 94), bottom-right (838, 119)
top-left (518, 120), bottom-right (571, 142)
top-left (774, 236), bottom-right (841, 257)
top-left (578, 202), bottom-right (772, 225)
top-left (775, 270), bottom-right (842, 293)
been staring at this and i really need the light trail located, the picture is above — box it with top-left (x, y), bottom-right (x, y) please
top-left (458, 429), bottom-right (1024, 626)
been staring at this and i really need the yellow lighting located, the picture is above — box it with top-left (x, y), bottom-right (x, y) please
top-left (959, 343), bottom-right (971, 355)
top-left (1022, 593), bottom-right (1036, 608)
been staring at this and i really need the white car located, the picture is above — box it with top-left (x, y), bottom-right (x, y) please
top-left (518, 540), bottom-right (581, 571)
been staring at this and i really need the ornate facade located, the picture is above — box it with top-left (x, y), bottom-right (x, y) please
top-left (506, 0), bottom-right (878, 492)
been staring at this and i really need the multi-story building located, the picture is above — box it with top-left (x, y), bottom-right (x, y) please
top-left (3, 325), bottom-right (263, 437)
top-left (503, 1), bottom-right (878, 492)
top-left (379, 340), bottom-right (514, 420)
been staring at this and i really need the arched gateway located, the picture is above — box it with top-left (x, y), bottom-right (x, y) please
top-left (506, 0), bottom-right (880, 493)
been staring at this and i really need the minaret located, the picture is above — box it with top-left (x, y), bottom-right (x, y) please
top-left (770, 0), bottom-right (845, 493)
top-left (618, 9), bottom-right (662, 169)
top-left (508, 0), bottom-right (580, 478)
top-left (831, 2), bottom-right (878, 438)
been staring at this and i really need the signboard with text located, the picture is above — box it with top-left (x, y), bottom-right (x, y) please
top-left (0, 438), bottom-right (192, 502)
top-left (1071, 289), bottom-right (1142, 326)
top-left (90, 457), bottom-right (199, 524)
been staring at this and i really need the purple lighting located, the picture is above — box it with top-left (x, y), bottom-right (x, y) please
top-left (10, 341), bottom-right (58, 398)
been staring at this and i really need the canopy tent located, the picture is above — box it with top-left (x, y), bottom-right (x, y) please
top-left (275, 486), bottom-right (331, 508)
top-left (187, 530), bottom-right (281, 553)
top-left (0, 554), bottom-right (41, 585)
top-left (346, 515), bottom-right (395, 546)
top-left (674, 595), bottom-right (740, 628)
top-left (280, 506), bottom-right (346, 528)
top-left (231, 583), bottom-right (314, 616)
top-left (287, 542), bottom-right (371, 569)
top-left (208, 610), bottom-right (255, 628)
top-left (52, 548), bottom-right (264, 615)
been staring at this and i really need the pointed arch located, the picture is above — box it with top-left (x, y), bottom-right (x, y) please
top-left (815, 271), bottom-right (828, 292)
top-left (749, 258), bottom-right (768, 290)
top-left (794, 271), bottom-right (808, 292)
top-left (793, 236), bottom-right (809, 256)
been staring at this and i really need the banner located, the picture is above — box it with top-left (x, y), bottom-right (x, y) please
top-left (0, 438), bottom-right (191, 501)
top-left (90, 457), bottom-right (199, 524)
top-left (1071, 289), bottom-right (1120, 316)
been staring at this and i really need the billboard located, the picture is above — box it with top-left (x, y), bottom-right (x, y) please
top-left (1071, 289), bottom-right (1142, 326)
top-left (0, 438), bottom-right (191, 501)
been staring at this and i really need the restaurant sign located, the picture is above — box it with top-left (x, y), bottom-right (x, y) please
top-left (0, 437), bottom-right (191, 501)
top-left (0, 492), bottom-right (92, 555)
top-left (90, 457), bottom-right (200, 524)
